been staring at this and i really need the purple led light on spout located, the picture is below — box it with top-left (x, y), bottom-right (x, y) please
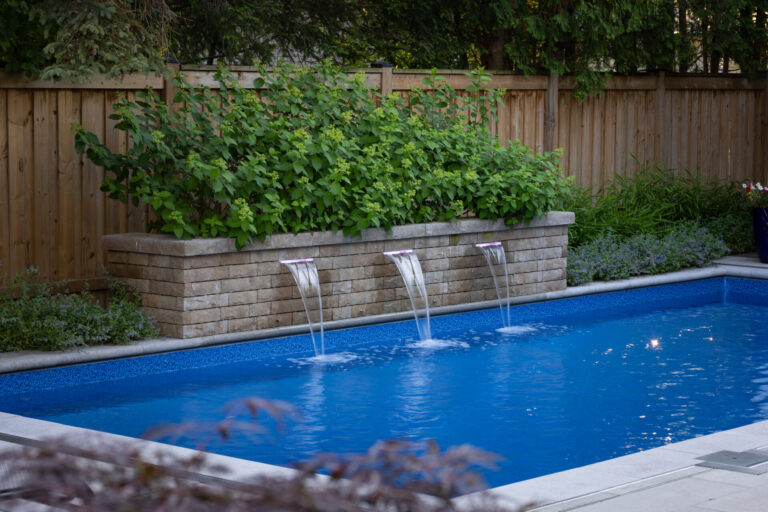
top-left (383, 249), bottom-right (413, 256)
top-left (280, 258), bottom-right (314, 264)
top-left (476, 242), bottom-right (502, 248)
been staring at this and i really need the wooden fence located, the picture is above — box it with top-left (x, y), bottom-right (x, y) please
top-left (0, 67), bottom-right (766, 287)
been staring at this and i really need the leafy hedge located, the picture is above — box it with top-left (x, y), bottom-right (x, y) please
top-left (74, 62), bottom-right (567, 249)
top-left (0, 268), bottom-right (158, 352)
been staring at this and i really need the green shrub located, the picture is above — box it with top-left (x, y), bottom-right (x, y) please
top-left (565, 166), bottom-right (751, 252)
top-left (74, 62), bottom-right (568, 249)
top-left (0, 268), bottom-right (159, 352)
top-left (567, 223), bottom-right (729, 286)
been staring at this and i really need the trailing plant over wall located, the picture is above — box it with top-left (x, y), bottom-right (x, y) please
top-left (74, 62), bottom-right (567, 249)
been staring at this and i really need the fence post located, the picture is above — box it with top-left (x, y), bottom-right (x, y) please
top-left (381, 67), bottom-right (393, 96)
top-left (544, 70), bottom-right (559, 153)
top-left (162, 60), bottom-right (180, 108)
top-left (372, 61), bottom-right (394, 96)
top-left (656, 71), bottom-right (667, 169)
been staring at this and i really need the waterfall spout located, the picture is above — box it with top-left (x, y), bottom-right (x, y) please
top-left (383, 250), bottom-right (432, 341)
top-left (280, 258), bottom-right (324, 356)
top-left (476, 242), bottom-right (511, 328)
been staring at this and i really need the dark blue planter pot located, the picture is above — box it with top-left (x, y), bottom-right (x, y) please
top-left (753, 208), bottom-right (768, 263)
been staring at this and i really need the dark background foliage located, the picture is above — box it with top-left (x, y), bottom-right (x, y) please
top-left (2, 0), bottom-right (766, 93)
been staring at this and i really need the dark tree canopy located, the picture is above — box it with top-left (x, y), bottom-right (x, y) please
top-left (1, 0), bottom-right (767, 94)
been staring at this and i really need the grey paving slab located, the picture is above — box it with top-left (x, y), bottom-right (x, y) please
top-left (559, 475), bottom-right (746, 512)
top-left (527, 492), bottom-right (619, 512)
top-left (691, 468), bottom-right (768, 489)
top-left (699, 484), bottom-right (768, 512)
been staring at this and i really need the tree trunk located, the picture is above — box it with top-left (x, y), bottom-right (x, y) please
top-left (486, 29), bottom-right (508, 70)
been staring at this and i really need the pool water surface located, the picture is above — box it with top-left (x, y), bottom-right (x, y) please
top-left (2, 278), bottom-right (768, 487)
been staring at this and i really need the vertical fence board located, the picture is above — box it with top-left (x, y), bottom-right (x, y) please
top-left (744, 92), bottom-right (754, 182)
top-left (33, 90), bottom-right (59, 281)
top-left (555, 91), bottom-right (570, 176)
top-left (7, 90), bottom-right (34, 274)
top-left (56, 89), bottom-right (80, 282)
top-left (689, 91), bottom-right (699, 173)
top-left (124, 90), bottom-right (148, 232)
top-left (702, 92), bottom-right (713, 177)
top-left (534, 91), bottom-right (545, 154)
top-left (718, 92), bottom-right (730, 180)
top-left (602, 92), bottom-right (617, 182)
top-left (80, 90), bottom-right (106, 279)
top-left (733, 91), bottom-right (745, 182)
top-left (104, 91), bottom-right (128, 236)
top-left (0, 90), bottom-right (8, 272)
top-left (568, 99), bottom-right (581, 181)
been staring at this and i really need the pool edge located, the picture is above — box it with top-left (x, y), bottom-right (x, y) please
top-left (468, 419), bottom-right (768, 510)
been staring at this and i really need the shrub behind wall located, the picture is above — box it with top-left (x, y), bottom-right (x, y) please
top-left (74, 62), bottom-right (568, 249)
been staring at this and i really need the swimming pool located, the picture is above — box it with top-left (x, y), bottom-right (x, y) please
top-left (2, 277), bottom-right (768, 487)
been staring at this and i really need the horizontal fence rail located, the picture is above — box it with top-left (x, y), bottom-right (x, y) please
top-left (0, 67), bottom-right (766, 286)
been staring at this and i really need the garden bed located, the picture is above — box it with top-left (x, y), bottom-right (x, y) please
top-left (103, 212), bottom-right (574, 338)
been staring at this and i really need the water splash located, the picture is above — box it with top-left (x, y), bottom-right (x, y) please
top-left (280, 258), bottom-right (324, 356)
top-left (476, 242), bottom-right (511, 329)
top-left (384, 249), bottom-right (432, 341)
top-left (497, 325), bottom-right (538, 335)
top-left (288, 352), bottom-right (360, 366)
top-left (406, 339), bottom-right (470, 350)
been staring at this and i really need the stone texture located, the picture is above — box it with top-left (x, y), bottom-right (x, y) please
top-left (104, 212), bottom-right (574, 338)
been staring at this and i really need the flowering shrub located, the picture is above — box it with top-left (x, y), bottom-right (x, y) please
top-left (0, 267), bottom-right (158, 351)
top-left (567, 223), bottom-right (729, 286)
top-left (74, 62), bottom-right (567, 249)
top-left (742, 181), bottom-right (768, 208)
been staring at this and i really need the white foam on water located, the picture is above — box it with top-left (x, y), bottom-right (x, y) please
top-left (406, 338), bottom-right (470, 350)
top-left (497, 325), bottom-right (538, 335)
top-left (288, 352), bottom-right (360, 365)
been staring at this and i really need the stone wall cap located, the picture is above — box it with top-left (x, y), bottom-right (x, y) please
top-left (102, 211), bottom-right (574, 256)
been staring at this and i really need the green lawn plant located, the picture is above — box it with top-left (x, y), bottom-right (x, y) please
top-left (0, 267), bottom-right (158, 352)
top-left (74, 61), bottom-right (567, 249)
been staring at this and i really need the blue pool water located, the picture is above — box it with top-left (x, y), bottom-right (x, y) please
top-left (2, 278), bottom-right (768, 487)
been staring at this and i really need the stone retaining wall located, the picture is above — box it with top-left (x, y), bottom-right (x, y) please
top-left (102, 212), bottom-right (574, 338)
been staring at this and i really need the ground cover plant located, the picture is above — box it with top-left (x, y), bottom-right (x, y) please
top-left (74, 61), bottom-right (567, 249)
top-left (0, 267), bottom-right (158, 352)
top-left (0, 398), bottom-right (522, 511)
top-left (564, 167), bottom-right (749, 286)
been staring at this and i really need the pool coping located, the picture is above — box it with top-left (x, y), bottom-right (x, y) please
top-left (2, 254), bottom-right (767, 374)
top-left (1, 253), bottom-right (768, 510)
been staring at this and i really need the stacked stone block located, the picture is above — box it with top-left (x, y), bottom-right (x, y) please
top-left (102, 212), bottom-right (574, 338)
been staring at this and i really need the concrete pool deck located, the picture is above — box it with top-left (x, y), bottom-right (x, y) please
top-left (1, 253), bottom-right (768, 510)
